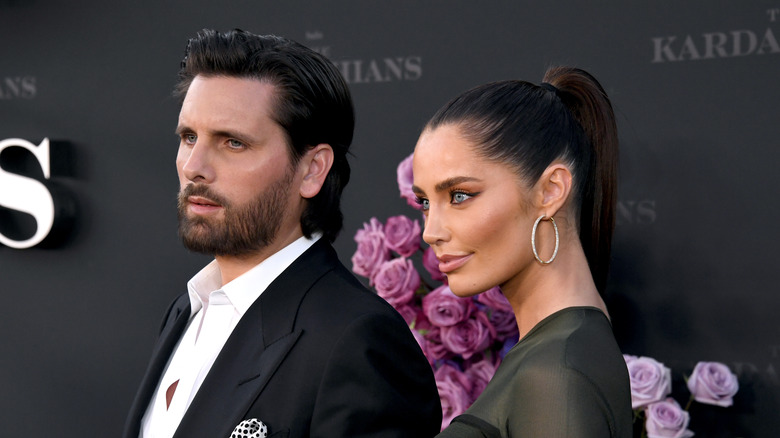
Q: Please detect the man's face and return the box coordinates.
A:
[175,75,304,257]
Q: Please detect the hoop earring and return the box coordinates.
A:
[531,215,559,264]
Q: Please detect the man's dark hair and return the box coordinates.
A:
[175,29,354,243]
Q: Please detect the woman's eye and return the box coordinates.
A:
[451,192,471,204]
[415,197,430,211]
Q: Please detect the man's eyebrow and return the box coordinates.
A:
[208,129,253,141]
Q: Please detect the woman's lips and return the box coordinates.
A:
[437,253,473,274]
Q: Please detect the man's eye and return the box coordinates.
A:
[184,134,197,144]
[228,139,245,149]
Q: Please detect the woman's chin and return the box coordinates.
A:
[447,280,485,298]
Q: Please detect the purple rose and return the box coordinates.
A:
[394,303,420,325]
[440,312,496,359]
[435,362,473,393]
[645,399,694,438]
[475,286,513,312]
[384,215,421,257]
[422,285,474,327]
[423,326,452,361]
[422,246,446,281]
[486,308,518,342]
[465,357,497,402]
[351,218,390,282]
[434,365,472,430]
[686,361,739,407]
[625,355,672,409]
[397,153,421,209]
[413,309,432,332]
[373,258,420,308]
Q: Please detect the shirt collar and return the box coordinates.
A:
[186,233,321,316]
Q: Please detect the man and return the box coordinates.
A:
[123,29,441,438]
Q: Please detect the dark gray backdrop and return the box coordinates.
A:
[1,1,778,436]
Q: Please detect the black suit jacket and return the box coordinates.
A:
[123,240,441,438]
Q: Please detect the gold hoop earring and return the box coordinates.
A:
[531,215,559,264]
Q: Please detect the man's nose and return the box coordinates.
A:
[179,141,215,183]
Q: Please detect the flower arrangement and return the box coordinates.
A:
[624,355,739,437]
[351,153,519,430]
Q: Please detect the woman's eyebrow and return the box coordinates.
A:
[434,176,481,192]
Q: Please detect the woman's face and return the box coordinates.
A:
[412,125,539,297]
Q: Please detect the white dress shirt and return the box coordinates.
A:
[140,233,320,438]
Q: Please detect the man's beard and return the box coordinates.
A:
[177,169,295,257]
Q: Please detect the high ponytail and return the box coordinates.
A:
[424,66,619,293]
[542,67,619,292]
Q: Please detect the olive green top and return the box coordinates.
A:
[437,307,632,438]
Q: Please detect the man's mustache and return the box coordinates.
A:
[178,184,231,208]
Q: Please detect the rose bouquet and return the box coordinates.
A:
[624,355,739,437]
[351,154,519,430]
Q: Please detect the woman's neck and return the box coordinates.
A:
[501,242,607,340]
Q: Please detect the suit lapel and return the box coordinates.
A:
[123,295,191,438]
[172,240,340,438]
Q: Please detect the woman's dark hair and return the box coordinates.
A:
[175,29,354,243]
[426,66,618,292]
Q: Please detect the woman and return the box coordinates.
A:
[412,67,632,437]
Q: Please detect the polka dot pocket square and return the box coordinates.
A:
[230,418,268,438]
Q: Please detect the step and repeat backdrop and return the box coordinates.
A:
[1,1,778,436]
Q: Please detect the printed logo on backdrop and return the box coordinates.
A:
[616,139,659,227]
[0,138,75,249]
[305,31,422,84]
[732,344,780,387]
[652,7,780,62]
[0,76,36,99]
[616,200,656,226]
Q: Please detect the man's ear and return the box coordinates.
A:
[299,144,334,199]
[535,163,573,217]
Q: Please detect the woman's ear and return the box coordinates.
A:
[299,144,334,199]
[536,163,573,217]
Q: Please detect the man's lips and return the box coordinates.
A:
[437,253,473,274]
[187,196,222,213]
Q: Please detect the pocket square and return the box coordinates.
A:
[230,418,268,438]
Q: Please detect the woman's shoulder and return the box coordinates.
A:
[454,307,631,437]
[504,306,625,386]
[508,307,612,357]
